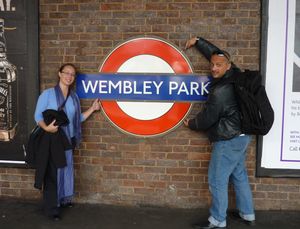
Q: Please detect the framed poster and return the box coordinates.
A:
[257,0,300,176]
[0,0,39,166]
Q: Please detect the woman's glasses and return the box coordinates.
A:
[61,71,76,77]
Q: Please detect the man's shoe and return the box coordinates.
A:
[229,211,255,226]
[192,221,227,229]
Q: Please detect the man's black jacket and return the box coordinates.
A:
[187,38,242,141]
[25,109,72,189]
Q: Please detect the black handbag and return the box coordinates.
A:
[25,125,42,166]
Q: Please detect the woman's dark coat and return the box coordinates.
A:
[26,109,72,189]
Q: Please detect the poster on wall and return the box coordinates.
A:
[0,0,39,166]
[258,0,300,176]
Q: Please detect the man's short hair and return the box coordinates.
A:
[211,50,231,62]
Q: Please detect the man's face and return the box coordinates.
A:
[210,54,231,78]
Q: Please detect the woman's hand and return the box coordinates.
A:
[82,99,102,120]
[43,120,58,133]
[91,99,101,112]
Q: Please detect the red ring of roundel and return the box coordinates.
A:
[99,38,192,137]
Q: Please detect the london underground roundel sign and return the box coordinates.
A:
[99,37,193,137]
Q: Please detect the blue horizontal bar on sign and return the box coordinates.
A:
[76,73,211,102]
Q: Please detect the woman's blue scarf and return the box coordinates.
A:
[54,84,81,147]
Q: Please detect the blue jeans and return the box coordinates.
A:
[208,135,255,227]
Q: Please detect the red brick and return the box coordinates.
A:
[0,181,9,187]
[203,11,225,17]
[103,166,122,172]
[49,12,69,18]
[157,11,179,17]
[151,145,172,152]
[134,188,155,195]
[188,182,207,190]
[1,188,20,196]
[278,185,300,193]
[288,193,300,199]
[152,25,174,33]
[40,5,57,12]
[157,160,177,167]
[135,160,155,166]
[59,34,79,40]
[267,192,288,200]
[91,157,112,165]
[101,3,122,11]
[256,184,278,192]
[239,2,260,10]
[172,175,193,182]
[20,190,41,199]
[166,168,187,174]
[144,167,166,174]
[169,182,188,189]
[123,180,144,187]
[145,3,167,10]
[124,152,144,159]
[188,152,210,160]
[179,161,201,167]
[215,3,238,10]
[98,173,123,181]
[58,4,79,11]
[147,152,166,160]
[167,153,188,160]
[145,181,166,189]
[123,3,145,10]
[123,166,144,173]
[177,190,199,196]
[168,3,191,10]
[192,3,214,10]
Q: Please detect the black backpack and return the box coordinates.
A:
[231,70,274,135]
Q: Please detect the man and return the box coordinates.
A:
[184,37,255,229]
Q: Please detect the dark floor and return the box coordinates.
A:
[1,198,300,229]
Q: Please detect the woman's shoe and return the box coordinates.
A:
[52,214,61,221]
[61,202,73,208]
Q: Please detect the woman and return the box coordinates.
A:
[34,63,100,221]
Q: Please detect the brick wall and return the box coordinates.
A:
[1,0,300,210]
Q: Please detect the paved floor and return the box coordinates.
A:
[1,198,300,229]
